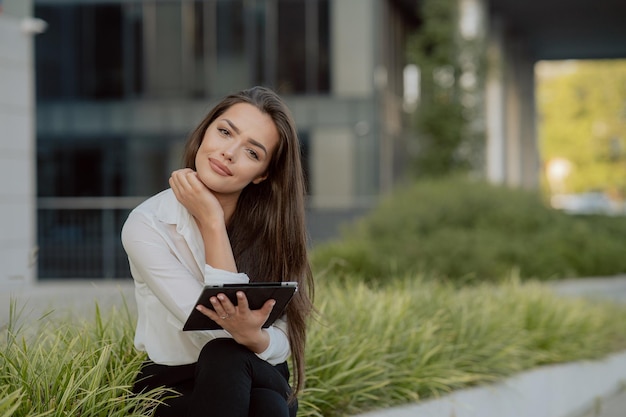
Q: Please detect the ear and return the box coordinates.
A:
[252,174,268,184]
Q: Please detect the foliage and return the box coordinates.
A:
[0,301,170,417]
[300,276,626,416]
[537,59,626,197]
[3,278,626,417]
[310,176,626,284]
[407,0,486,177]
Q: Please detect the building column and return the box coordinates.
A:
[0,2,39,285]
[485,14,539,189]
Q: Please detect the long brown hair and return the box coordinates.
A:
[182,86,314,398]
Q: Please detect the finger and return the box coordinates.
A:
[209,296,228,318]
[171,169,194,185]
[235,291,249,312]
[216,293,238,314]
[170,178,184,203]
[173,168,193,176]
[196,304,220,320]
[169,172,184,193]
[173,170,192,188]
[185,172,206,192]
[260,298,276,317]
[196,304,231,324]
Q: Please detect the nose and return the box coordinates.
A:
[222,146,235,162]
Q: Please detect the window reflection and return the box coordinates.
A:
[35,0,330,100]
[35,4,126,99]
[277,0,306,93]
[213,0,248,96]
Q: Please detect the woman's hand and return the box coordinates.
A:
[196,291,274,353]
[169,168,224,227]
[170,168,238,272]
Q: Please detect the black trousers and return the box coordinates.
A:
[132,338,297,417]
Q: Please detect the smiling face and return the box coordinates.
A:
[195,102,279,199]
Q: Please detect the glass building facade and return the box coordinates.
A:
[33,0,417,279]
[35,1,330,101]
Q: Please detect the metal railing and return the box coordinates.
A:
[37,197,147,279]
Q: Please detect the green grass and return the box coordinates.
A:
[300,275,626,416]
[3,277,625,417]
[0,300,170,417]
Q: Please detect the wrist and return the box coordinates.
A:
[196,217,226,236]
[242,329,270,354]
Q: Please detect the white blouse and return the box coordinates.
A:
[121,189,290,366]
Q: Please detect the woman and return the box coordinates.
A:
[122,86,314,417]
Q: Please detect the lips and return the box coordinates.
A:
[208,158,233,176]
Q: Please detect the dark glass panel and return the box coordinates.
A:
[35,5,78,99]
[248,0,267,87]
[128,3,144,96]
[191,0,206,97]
[78,5,124,99]
[37,208,132,279]
[35,4,125,100]
[317,0,331,92]
[277,0,306,93]
[37,137,126,197]
[213,0,248,95]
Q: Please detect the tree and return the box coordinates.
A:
[537,60,626,198]
[407,0,486,178]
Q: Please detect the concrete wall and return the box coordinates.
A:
[485,12,540,189]
[310,127,356,208]
[331,0,375,98]
[0,10,37,285]
[353,350,626,417]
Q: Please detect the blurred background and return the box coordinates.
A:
[1,0,625,283]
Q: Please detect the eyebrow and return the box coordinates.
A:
[222,118,268,156]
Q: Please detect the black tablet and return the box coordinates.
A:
[182,282,298,331]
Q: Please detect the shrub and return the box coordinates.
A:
[310,177,626,284]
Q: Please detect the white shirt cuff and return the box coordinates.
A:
[203,264,249,285]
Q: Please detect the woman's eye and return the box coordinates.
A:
[247,149,259,160]
[218,128,230,136]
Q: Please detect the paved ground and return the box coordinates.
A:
[0,279,135,327]
[577,387,626,417]
[553,275,626,417]
[548,275,626,304]
[524,276,626,417]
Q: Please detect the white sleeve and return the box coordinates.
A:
[255,316,291,365]
[122,211,248,325]
[203,263,249,285]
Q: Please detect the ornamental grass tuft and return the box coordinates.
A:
[2,277,626,417]
[0,300,170,417]
[299,275,626,416]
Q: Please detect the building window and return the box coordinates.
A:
[35,4,125,100]
[276,0,329,94]
[213,0,250,95]
[35,0,330,100]
[37,136,127,197]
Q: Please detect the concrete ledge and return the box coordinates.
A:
[352,350,626,417]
